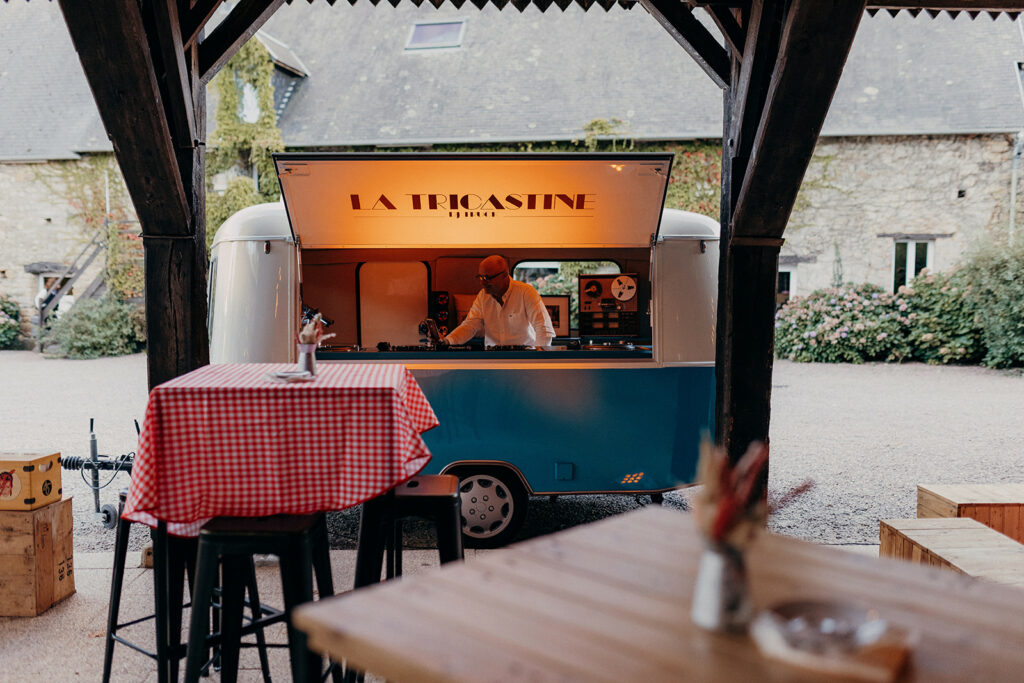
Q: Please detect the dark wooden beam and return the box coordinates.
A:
[144,41,210,389]
[715,3,786,466]
[143,235,209,388]
[705,6,744,57]
[198,0,284,82]
[716,239,782,467]
[640,0,730,89]
[58,0,190,238]
[694,1,1024,12]
[731,0,866,239]
[715,0,863,468]
[150,0,197,146]
[867,2,1024,8]
[182,0,223,48]
[727,0,780,209]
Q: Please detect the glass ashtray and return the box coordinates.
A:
[751,600,913,681]
[753,600,888,654]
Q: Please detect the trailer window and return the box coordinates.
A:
[513,261,619,333]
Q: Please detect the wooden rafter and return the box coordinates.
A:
[727,0,780,206]
[731,0,867,239]
[58,0,190,237]
[866,1,1024,8]
[639,0,730,88]
[198,0,285,82]
[150,0,197,146]
[691,1,1024,8]
[182,0,224,48]
[705,6,744,56]
[713,0,867,467]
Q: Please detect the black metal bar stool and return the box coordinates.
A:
[101,490,272,683]
[354,474,464,589]
[183,513,340,683]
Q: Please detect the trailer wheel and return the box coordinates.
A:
[450,466,528,549]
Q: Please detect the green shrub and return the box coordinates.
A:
[774,283,911,363]
[0,294,21,349]
[44,296,146,359]
[902,269,984,365]
[959,239,1024,368]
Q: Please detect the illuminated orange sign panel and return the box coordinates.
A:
[274,154,673,249]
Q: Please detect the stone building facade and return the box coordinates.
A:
[783,133,1015,298]
[2,132,1016,322]
[0,162,106,335]
[3,5,1020,332]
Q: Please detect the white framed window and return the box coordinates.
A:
[405,20,466,51]
[893,240,933,291]
[238,81,260,123]
[776,268,795,308]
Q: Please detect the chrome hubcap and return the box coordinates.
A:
[459,474,514,539]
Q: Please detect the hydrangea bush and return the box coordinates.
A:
[0,294,22,349]
[774,283,911,363]
[903,269,984,365]
[959,239,1024,368]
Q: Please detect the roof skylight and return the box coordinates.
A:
[405,21,466,51]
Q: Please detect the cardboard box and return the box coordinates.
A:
[0,497,75,616]
[0,452,62,511]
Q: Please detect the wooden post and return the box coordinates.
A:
[144,26,209,389]
[717,239,781,464]
[715,2,782,464]
[58,0,210,389]
[714,0,864,467]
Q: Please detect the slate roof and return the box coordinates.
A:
[0,2,111,160]
[2,2,1024,161]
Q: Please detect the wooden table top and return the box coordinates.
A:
[294,507,1024,682]
[918,483,1024,505]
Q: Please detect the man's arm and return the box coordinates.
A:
[524,286,555,347]
[443,292,486,345]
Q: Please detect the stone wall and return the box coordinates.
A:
[784,133,1015,296]
[1,135,1017,334]
[0,161,108,336]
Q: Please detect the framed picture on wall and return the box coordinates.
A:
[541,295,571,337]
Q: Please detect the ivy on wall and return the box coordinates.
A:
[35,156,143,300]
[206,39,284,248]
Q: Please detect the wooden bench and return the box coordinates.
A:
[880,517,1024,587]
[918,483,1024,543]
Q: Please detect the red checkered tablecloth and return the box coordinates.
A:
[123,363,438,536]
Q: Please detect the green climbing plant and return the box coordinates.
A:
[34,156,144,300]
[205,38,284,248]
[582,118,634,152]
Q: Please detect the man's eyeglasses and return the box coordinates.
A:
[476,272,506,282]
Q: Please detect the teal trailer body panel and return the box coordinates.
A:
[412,365,715,493]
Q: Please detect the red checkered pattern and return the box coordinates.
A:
[123,363,438,537]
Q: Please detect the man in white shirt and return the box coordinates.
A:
[443,255,555,349]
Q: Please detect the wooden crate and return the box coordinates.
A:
[0,451,62,511]
[0,497,75,616]
[917,483,1024,543]
[880,517,1024,587]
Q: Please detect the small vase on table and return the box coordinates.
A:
[297,343,317,375]
[690,542,752,632]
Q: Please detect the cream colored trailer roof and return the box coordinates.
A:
[274,153,673,250]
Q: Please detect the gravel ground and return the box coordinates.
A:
[3,350,1022,552]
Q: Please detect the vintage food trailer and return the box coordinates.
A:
[209,153,719,546]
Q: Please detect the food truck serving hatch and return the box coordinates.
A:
[274,152,674,250]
